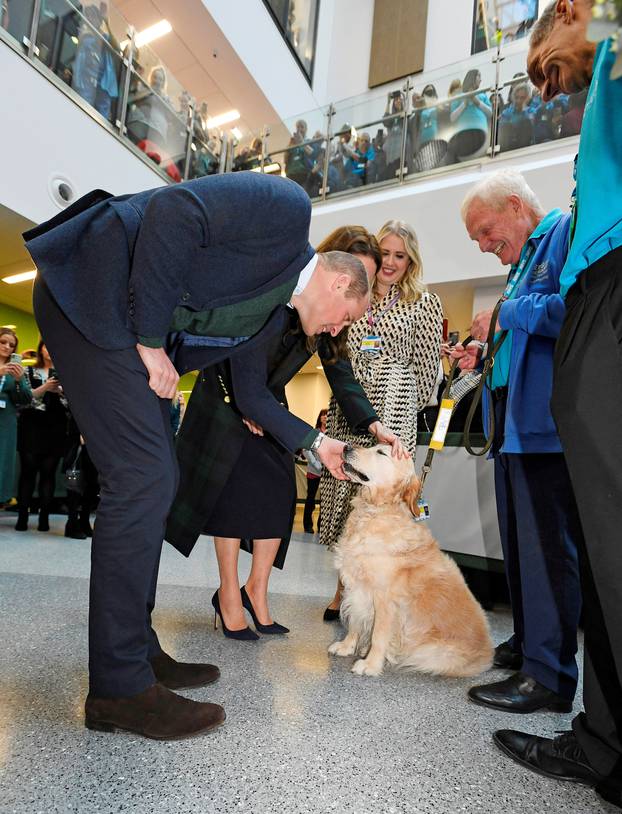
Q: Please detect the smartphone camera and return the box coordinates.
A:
[447,331,460,347]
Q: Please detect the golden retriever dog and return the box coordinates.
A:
[328,444,494,678]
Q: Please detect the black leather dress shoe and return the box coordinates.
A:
[493,640,523,670]
[150,651,220,691]
[493,729,602,785]
[468,671,573,713]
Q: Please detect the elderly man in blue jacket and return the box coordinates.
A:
[454,169,582,717]
[23,172,370,742]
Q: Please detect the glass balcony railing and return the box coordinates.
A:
[1,2,584,196]
[238,46,583,201]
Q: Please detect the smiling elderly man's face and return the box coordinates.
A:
[465,196,534,267]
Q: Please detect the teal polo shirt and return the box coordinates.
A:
[491,209,564,389]
[560,39,622,297]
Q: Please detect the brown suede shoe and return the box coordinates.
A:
[85,682,225,740]
[150,650,220,690]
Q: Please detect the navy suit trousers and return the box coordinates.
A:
[33,279,177,697]
[493,399,582,700]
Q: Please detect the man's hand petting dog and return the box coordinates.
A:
[136,344,180,399]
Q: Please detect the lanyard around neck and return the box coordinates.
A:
[502,241,537,301]
[367,291,401,328]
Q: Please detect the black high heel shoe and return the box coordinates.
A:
[241,586,289,634]
[323,607,340,622]
[211,591,259,641]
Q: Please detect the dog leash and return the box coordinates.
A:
[416,298,508,503]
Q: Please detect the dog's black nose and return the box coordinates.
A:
[343,444,354,458]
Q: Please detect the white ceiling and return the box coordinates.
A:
[113,0,281,140]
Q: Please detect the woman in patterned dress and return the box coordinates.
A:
[320,219,443,619]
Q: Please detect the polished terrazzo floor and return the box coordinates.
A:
[0,513,611,814]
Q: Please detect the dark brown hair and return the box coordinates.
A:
[0,328,18,354]
[35,338,46,369]
[309,226,382,363]
[530,1,558,51]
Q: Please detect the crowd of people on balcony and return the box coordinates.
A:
[1,1,587,196]
[252,69,587,196]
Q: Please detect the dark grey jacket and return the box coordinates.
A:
[23,172,314,351]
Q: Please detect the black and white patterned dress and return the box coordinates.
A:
[319,287,443,549]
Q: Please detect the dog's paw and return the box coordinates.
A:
[328,639,356,657]
[351,658,383,677]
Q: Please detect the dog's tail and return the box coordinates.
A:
[395,640,493,678]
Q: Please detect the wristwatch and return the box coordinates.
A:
[310,431,326,453]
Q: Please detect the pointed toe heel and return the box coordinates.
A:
[211,591,259,641]
[240,586,289,634]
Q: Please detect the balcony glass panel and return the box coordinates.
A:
[187,134,221,180]
[34,0,123,124]
[1,0,35,52]
[263,0,319,83]
[494,50,586,156]
[125,72,188,182]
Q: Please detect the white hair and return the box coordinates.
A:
[461,169,545,222]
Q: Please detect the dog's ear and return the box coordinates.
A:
[401,476,421,516]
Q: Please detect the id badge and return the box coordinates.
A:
[429,399,455,450]
[360,335,382,353]
[0,400,6,409]
[413,498,430,523]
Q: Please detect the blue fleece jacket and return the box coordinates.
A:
[484,209,571,455]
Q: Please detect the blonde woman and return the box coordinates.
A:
[320,219,443,619]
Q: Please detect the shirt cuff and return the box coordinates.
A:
[301,428,320,449]
[137,335,165,349]
[497,300,515,331]
[361,415,380,433]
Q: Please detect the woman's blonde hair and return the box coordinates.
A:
[376,220,426,302]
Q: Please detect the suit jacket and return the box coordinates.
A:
[165,312,378,557]
[23,172,314,351]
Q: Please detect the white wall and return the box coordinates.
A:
[0,41,164,225]
[204,0,322,121]
[424,0,474,73]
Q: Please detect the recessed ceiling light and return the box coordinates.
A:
[207,109,240,129]
[2,270,37,284]
[120,19,172,51]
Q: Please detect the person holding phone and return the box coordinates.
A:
[15,340,67,532]
[0,328,32,508]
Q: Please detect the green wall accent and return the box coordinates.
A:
[0,303,39,352]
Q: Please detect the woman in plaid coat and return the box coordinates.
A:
[165,226,405,638]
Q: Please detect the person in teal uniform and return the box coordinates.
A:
[0,329,32,507]
[492,2,622,809]
[449,69,493,161]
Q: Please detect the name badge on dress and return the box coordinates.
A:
[360,335,382,353]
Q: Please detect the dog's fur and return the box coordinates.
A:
[328,444,494,678]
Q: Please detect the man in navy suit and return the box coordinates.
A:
[24,172,369,741]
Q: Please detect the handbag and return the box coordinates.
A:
[64,447,85,495]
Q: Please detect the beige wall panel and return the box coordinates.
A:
[368,0,429,88]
